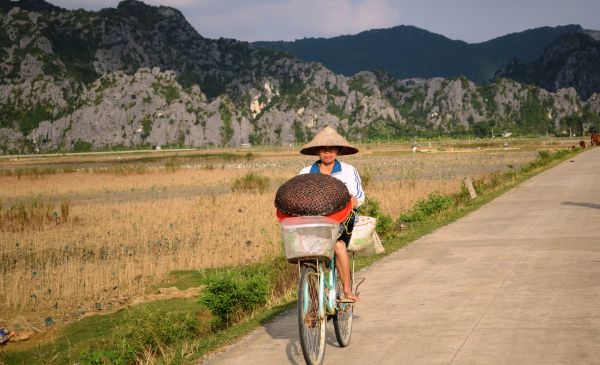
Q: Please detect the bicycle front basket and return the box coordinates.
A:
[280,216,339,263]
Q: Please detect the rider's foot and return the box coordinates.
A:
[342,291,360,302]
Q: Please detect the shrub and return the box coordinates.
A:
[141,117,152,138]
[200,272,269,326]
[119,308,205,350]
[73,140,93,152]
[399,192,454,223]
[79,307,211,364]
[522,149,571,172]
[231,172,270,193]
[79,340,136,365]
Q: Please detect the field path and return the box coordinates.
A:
[199,148,600,365]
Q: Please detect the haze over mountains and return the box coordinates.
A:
[1,0,599,154]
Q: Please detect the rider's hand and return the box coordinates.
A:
[351,196,358,209]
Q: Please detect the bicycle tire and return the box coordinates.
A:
[333,271,353,347]
[298,265,326,365]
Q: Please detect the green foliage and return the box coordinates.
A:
[326,84,346,97]
[79,340,136,365]
[521,149,572,172]
[292,120,306,142]
[44,21,99,84]
[362,118,408,140]
[78,303,210,364]
[326,102,346,120]
[586,112,600,134]
[399,192,454,223]
[200,272,269,325]
[560,113,584,135]
[73,139,93,152]
[460,76,470,90]
[358,197,393,236]
[280,78,308,110]
[281,79,305,97]
[199,73,225,99]
[249,130,264,145]
[152,82,181,104]
[219,101,234,145]
[231,172,270,193]
[348,75,373,96]
[96,75,117,93]
[0,25,10,49]
[17,103,53,135]
[142,117,152,138]
[472,119,496,138]
[121,307,205,350]
[518,90,555,134]
[255,25,581,83]
[477,84,497,114]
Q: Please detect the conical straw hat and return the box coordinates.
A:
[299,126,359,155]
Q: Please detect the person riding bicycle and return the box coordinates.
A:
[299,126,364,302]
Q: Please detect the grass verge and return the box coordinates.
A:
[1,148,583,365]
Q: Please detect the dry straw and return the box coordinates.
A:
[0,146,540,324]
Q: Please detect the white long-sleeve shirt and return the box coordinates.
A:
[299,159,365,208]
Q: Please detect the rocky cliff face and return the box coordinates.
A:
[0,1,598,153]
[0,0,411,152]
[374,74,586,136]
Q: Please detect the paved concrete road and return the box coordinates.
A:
[200,148,600,365]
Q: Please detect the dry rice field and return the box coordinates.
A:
[0,138,576,327]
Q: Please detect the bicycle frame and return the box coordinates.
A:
[300,252,355,318]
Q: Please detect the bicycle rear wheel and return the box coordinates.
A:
[298,265,326,365]
[333,272,353,347]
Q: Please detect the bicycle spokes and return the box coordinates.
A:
[298,266,326,365]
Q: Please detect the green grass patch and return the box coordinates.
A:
[2,258,295,365]
[231,172,270,193]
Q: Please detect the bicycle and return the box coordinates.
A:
[280,216,364,365]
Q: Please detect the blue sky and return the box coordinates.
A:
[49,0,600,43]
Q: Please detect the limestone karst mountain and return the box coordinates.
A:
[0,0,598,153]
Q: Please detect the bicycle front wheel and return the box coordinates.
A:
[333,273,353,347]
[298,265,326,365]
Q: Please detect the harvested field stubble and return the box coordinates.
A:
[0,143,546,326]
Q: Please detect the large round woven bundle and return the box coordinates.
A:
[275,174,350,216]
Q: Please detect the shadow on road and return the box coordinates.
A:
[561,201,600,209]
[262,310,303,364]
[261,309,360,364]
